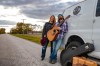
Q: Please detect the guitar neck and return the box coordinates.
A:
[57,22,64,27]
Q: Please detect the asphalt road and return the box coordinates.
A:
[0,34,61,66]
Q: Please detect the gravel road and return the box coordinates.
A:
[0,34,61,66]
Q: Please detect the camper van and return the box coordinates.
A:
[60,0,100,65]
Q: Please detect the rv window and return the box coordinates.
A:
[73,6,81,15]
[96,0,100,17]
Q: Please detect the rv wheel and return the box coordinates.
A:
[60,41,82,66]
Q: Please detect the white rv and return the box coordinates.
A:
[60,0,100,66]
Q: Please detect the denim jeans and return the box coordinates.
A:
[50,38,63,60]
[41,38,53,58]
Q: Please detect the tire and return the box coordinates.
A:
[60,49,66,64]
[66,41,81,50]
[60,41,82,66]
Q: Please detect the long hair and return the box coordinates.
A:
[49,15,56,25]
[58,14,64,23]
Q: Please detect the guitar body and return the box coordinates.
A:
[47,25,60,41]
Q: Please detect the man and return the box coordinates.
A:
[50,14,70,64]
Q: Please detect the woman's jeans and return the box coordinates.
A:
[50,38,63,60]
[41,38,53,58]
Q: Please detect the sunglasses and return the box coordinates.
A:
[59,18,64,20]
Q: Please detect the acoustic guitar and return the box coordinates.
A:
[47,21,64,41]
[47,15,70,41]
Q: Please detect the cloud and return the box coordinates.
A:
[0,0,77,20]
[0,20,16,25]
[19,4,62,19]
[67,1,77,5]
[19,2,77,19]
[0,0,58,7]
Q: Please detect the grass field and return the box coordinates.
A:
[11,34,51,46]
[11,34,41,44]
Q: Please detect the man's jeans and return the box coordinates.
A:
[50,38,63,60]
[41,38,53,58]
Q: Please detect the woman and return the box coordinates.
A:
[41,15,56,61]
[50,14,70,64]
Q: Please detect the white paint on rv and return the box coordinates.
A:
[62,0,100,59]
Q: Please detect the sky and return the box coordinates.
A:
[0,0,81,32]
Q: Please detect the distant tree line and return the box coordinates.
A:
[0,28,6,34]
[10,22,33,34]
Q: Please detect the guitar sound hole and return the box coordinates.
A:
[53,30,56,33]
